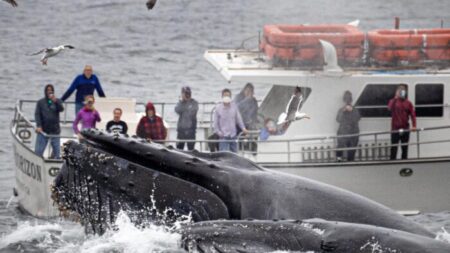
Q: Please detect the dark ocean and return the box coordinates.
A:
[1,0,450,251]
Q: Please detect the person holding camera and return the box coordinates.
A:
[388,84,416,160]
[336,91,360,162]
[34,84,64,159]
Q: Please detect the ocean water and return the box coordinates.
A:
[1,0,450,251]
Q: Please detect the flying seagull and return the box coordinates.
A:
[146,0,157,9]
[29,45,75,65]
[3,0,18,7]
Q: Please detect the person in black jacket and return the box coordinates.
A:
[35,84,64,158]
[336,91,360,162]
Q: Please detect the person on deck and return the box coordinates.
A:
[233,83,258,130]
[136,102,167,144]
[259,118,289,141]
[336,91,361,162]
[175,86,198,150]
[388,84,417,160]
[106,108,128,134]
[73,95,101,139]
[213,89,248,153]
[34,84,64,159]
[61,65,106,114]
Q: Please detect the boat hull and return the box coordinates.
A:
[12,132,60,218]
[264,158,450,214]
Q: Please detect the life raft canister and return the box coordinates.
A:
[368,29,450,64]
[260,24,365,64]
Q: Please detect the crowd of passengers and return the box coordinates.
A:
[34,65,416,162]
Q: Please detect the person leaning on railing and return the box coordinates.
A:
[60,65,106,115]
[34,84,64,159]
[388,84,417,160]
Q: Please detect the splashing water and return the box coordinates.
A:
[0,212,183,253]
[436,228,450,244]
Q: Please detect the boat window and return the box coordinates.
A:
[355,84,402,117]
[258,85,311,127]
[415,84,444,117]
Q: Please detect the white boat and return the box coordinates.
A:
[11,31,450,218]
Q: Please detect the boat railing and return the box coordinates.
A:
[233,125,450,163]
[13,99,450,164]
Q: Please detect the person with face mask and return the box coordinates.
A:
[336,91,361,162]
[34,84,64,159]
[73,95,101,139]
[61,65,106,114]
[106,108,128,134]
[213,89,248,152]
[136,102,167,144]
[388,84,417,160]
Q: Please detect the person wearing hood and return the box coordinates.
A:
[175,86,198,150]
[336,91,361,162]
[213,89,248,153]
[61,65,105,114]
[388,84,417,160]
[136,102,167,143]
[233,83,258,130]
[34,84,64,158]
[73,95,101,139]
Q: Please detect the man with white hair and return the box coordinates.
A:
[61,65,106,114]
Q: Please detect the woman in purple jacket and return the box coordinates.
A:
[73,95,101,139]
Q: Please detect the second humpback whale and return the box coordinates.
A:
[53,129,433,239]
[180,219,450,252]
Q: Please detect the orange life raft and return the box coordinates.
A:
[261,24,365,64]
[368,29,450,64]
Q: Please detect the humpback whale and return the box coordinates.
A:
[180,219,450,253]
[53,129,433,239]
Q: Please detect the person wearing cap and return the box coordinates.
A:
[213,88,248,153]
[175,86,198,150]
[61,65,106,114]
[136,102,167,144]
[35,84,64,158]
[73,95,101,139]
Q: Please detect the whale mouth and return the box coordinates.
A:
[53,129,238,234]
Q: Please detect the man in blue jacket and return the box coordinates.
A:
[61,65,106,114]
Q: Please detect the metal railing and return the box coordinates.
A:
[12,99,450,164]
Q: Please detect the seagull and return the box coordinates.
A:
[3,0,18,7]
[146,0,157,10]
[29,45,75,65]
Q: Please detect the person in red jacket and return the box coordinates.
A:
[388,85,417,160]
[136,102,167,144]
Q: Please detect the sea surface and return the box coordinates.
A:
[1,0,450,252]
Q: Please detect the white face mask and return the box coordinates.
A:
[400,90,406,98]
[222,96,231,103]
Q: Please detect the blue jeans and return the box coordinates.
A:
[75,103,84,115]
[35,133,61,159]
[219,136,237,153]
